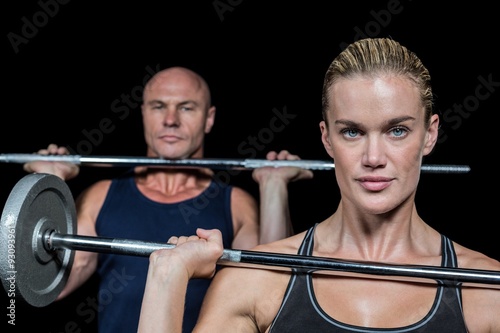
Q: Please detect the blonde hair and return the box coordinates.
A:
[322,38,433,125]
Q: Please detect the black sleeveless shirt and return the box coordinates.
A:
[96,173,234,333]
[269,224,468,332]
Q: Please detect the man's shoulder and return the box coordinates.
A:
[228,185,255,201]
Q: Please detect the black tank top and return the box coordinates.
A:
[95,172,234,333]
[269,224,468,332]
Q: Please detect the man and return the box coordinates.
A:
[23,66,313,332]
[138,39,500,332]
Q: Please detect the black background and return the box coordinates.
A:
[2,1,499,332]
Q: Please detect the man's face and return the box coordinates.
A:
[141,70,215,159]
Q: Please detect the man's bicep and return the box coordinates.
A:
[230,187,259,250]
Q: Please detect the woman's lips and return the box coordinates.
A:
[357,177,393,191]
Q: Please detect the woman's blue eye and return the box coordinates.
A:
[392,127,406,137]
[345,129,358,138]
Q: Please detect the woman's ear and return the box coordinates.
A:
[423,113,439,156]
[320,120,334,158]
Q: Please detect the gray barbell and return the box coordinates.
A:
[2,173,497,309]
[0,153,472,173]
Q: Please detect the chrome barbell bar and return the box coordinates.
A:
[47,231,500,286]
[0,153,471,173]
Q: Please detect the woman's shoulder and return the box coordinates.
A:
[453,240,500,271]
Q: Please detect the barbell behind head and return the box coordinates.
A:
[0,153,471,173]
[2,174,498,308]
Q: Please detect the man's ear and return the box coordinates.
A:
[205,106,216,134]
[423,113,439,156]
[320,120,334,158]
